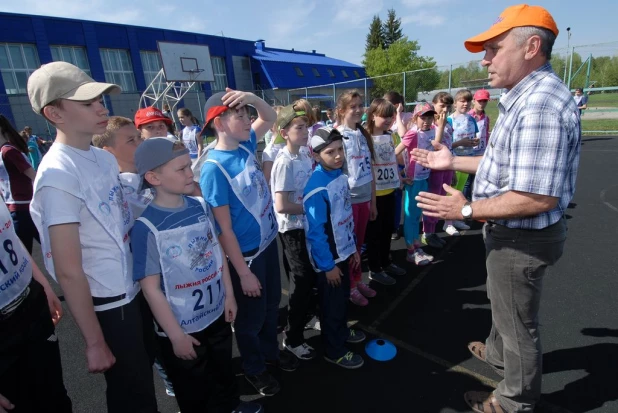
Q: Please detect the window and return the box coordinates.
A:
[294,67,304,77]
[312,68,320,77]
[140,51,162,86]
[99,48,136,92]
[0,43,40,95]
[353,70,361,79]
[51,46,90,76]
[211,57,228,92]
[341,69,349,78]
[327,69,335,78]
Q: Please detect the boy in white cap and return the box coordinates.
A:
[27,62,158,413]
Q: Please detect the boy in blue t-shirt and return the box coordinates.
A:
[303,127,365,369]
[131,137,261,413]
[199,88,298,397]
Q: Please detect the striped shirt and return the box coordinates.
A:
[473,63,581,229]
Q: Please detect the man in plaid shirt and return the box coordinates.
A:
[412,5,580,413]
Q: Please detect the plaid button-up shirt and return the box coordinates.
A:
[473,63,581,229]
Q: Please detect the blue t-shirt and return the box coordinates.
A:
[131,196,211,292]
[199,130,261,253]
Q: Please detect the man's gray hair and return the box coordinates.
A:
[512,26,556,60]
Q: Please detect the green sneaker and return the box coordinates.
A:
[324,351,364,369]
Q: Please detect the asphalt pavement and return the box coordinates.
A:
[35,134,618,413]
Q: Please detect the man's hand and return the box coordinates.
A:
[0,393,14,412]
[86,341,116,373]
[325,266,342,287]
[411,142,453,171]
[239,270,262,297]
[171,333,201,360]
[415,184,467,220]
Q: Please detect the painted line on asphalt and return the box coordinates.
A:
[600,185,618,213]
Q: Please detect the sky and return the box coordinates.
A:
[3,0,618,68]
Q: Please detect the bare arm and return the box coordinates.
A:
[49,223,115,373]
[23,167,36,181]
[452,155,482,175]
[275,191,303,215]
[222,88,276,139]
[262,161,274,185]
[30,251,63,325]
[470,191,558,221]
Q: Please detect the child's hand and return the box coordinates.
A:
[436,110,447,129]
[224,295,237,322]
[396,103,404,115]
[86,341,116,373]
[222,88,257,109]
[349,252,361,273]
[0,393,14,412]
[239,271,262,297]
[325,266,342,287]
[171,333,200,360]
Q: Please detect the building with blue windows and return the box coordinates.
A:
[0,12,365,136]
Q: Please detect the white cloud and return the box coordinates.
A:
[401,13,446,27]
[333,0,384,25]
[269,0,317,39]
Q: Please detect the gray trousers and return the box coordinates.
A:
[483,218,566,413]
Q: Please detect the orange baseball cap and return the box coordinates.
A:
[464,4,559,53]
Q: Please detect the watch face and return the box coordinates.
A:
[462,204,472,218]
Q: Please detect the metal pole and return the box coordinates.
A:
[305,87,308,100]
[585,53,592,91]
[448,65,452,94]
[567,46,575,89]
[563,29,571,83]
[332,83,336,108]
[196,87,203,122]
[364,78,368,107]
[287,90,290,105]
[402,72,406,103]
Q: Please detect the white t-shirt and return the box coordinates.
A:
[31,143,138,301]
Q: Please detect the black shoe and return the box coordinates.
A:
[245,371,280,396]
[346,329,366,344]
[267,350,300,372]
[232,401,264,413]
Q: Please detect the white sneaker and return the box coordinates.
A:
[304,316,321,331]
[407,248,433,266]
[443,224,460,236]
[452,220,470,230]
[283,340,317,361]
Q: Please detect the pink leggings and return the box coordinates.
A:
[423,170,454,233]
[350,201,370,289]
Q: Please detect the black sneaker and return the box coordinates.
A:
[324,351,364,369]
[245,371,281,396]
[346,329,366,344]
[384,263,407,277]
[232,401,264,413]
[266,350,300,372]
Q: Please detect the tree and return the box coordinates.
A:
[383,9,403,49]
[363,37,439,100]
[365,15,385,52]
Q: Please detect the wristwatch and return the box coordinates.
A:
[461,202,473,221]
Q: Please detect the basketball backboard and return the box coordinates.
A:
[157,41,215,83]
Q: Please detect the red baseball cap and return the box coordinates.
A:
[134,106,172,129]
[474,89,490,101]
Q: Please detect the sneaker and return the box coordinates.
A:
[283,340,317,361]
[350,288,368,306]
[407,248,433,266]
[368,271,396,286]
[304,316,321,331]
[443,224,460,236]
[357,282,377,298]
[232,402,263,413]
[384,263,406,276]
[245,371,281,396]
[347,329,366,344]
[391,232,401,240]
[452,220,470,230]
[422,233,444,249]
[266,350,299,372]
[165,388,175,397]
[324,351,364,369]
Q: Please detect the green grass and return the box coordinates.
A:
[588,93,618,108]
[482,101,618,134]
